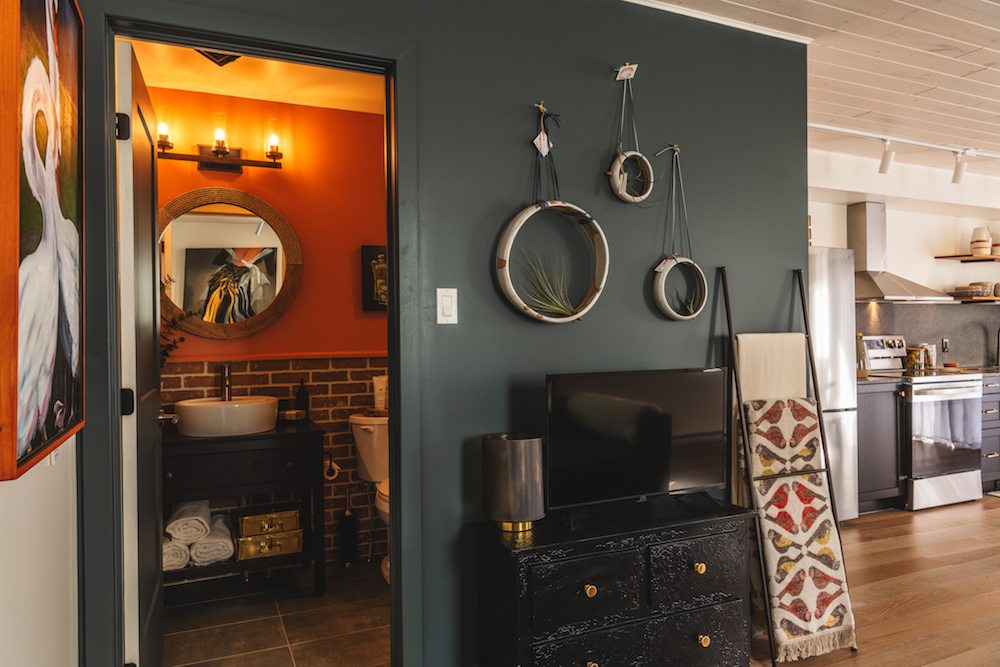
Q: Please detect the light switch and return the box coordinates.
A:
[437,288,458,324]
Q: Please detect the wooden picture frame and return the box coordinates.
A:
[1,0,85,480]
[361,245,388,311]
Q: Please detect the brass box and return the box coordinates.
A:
[237,508,300,537]
[236,529,303,561]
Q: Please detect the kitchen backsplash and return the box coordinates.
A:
[856,303,1000,367]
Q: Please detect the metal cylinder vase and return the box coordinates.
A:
[482,433,545,531]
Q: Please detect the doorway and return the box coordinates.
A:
[116,31,397,667]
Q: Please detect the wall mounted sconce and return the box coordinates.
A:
[157,112,283,172]
[266,119,283,161]
[157,107,173,151]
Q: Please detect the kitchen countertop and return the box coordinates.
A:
[857,368,1000,386]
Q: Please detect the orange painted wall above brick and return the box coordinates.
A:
[152,87,388,361]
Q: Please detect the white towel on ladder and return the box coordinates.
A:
[735,332,808,402]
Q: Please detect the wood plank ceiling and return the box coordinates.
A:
[635,0,1000,179]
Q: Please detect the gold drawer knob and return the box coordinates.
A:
[694,562,707,575]
[587,662,600,667]
[698,634,711,648]
[584,584,598,598]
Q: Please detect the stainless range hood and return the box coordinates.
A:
[846,202,954,302]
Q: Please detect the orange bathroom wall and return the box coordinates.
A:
[151,88,388,360]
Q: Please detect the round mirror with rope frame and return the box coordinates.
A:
[158,187,303,339]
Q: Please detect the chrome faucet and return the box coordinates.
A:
[221,364,232,401]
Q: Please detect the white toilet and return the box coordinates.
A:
[349,413,390,583]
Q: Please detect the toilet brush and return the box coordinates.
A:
[339,491,357,566]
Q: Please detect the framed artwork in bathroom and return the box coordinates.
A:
[0,0,85,480]
[361,245,388,311]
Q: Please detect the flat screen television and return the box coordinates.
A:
[545,367,729,510]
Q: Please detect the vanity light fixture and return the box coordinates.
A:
[877,139,895,175]
[157,112,283,171]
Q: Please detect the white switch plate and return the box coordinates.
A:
[437,288,458,324]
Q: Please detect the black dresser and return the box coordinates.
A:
[476,493,754,667]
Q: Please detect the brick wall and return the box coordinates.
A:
[161,356,389,564]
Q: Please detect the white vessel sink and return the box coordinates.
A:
[174,395,279,437]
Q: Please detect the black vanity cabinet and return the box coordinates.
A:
[981,378,1000,491]
[857,381,904,513]
[476,494,754,667]
[161,421,326,594]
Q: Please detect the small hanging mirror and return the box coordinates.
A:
[607,63,654,204]
[651,145,707,321]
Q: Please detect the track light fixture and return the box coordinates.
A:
[878,139,895,175]
[952,151,967,184]
[808,123,997,184]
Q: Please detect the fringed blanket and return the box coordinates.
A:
[745,398,858,662]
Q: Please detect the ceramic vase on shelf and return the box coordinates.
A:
[971,227,992,255]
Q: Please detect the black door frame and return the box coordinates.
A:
[79,15,417,666]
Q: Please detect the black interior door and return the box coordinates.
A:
[128,48,163,667]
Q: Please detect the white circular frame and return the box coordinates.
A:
[608,150,654,203]
[496,201,610,323]
[652,255,708,321]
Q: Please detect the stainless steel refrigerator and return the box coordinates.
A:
[808,246,860,521]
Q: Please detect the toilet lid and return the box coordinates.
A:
[349,413,389,425]
[376,478,389,501]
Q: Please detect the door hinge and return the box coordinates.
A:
[115,113,130,140]
[121,388,135,416]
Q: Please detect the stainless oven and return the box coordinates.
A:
[904,378,983,510]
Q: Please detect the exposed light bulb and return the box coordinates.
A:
[214,127,226,142]
[158,122,170,136]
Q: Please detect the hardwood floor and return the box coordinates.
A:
[750,495,1000,667]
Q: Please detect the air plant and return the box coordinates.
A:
[519,248,575,317]
[675,287,697,316]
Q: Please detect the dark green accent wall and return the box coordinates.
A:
[77,1,806,664]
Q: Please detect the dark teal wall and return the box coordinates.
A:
[77,1,806,664]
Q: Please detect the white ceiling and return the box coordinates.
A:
[134,4,1000,178]
[632,0,1000,179]
[128,40,385,116]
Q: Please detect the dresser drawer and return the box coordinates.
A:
[531,616,646,666]
[530,549,643,635]
[654,599,748,666]
[163,446,314,495]
[649,530,745,613]
[531,599,746,667]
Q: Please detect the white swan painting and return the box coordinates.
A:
[15,0,83,469]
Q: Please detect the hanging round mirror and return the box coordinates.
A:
[158,187,303,339]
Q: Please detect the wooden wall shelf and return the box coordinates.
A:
[936,255,1000,262]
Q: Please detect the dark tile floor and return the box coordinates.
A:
[162,560,390,667]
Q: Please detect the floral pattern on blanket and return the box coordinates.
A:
[745,398,823,478]
[755,471,858,661]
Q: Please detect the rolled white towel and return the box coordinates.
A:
[162,535,190,571]
[165,500,211,544]
[190,514,235,566]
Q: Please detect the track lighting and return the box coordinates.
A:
[809,123,998,183]
[878,139,895,175]
[952,152,967,184]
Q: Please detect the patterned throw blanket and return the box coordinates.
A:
[744,397,858,662]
